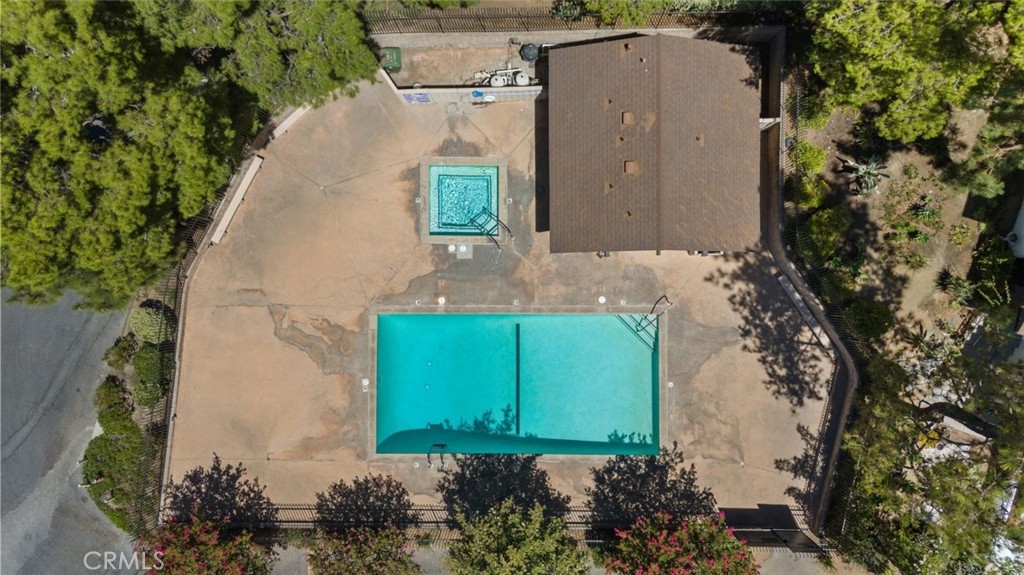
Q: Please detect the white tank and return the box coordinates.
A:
[490,75,509,87]
[514,72,530,86]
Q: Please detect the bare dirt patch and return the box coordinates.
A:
[803,106,984,334]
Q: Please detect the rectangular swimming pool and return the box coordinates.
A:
[376,314,659,455]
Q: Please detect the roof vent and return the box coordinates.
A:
[621,111,635,126]
[623,42,633,53]
[624,161,639,175]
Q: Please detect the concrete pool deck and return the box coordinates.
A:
[168,79,832,519]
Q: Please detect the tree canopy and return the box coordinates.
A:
[607,512,758,575]
[806,0,1019,143]
[1,0,378,308]
[163,455,278,529]
[315,474,418,532]
[436,454,570,526]
[135,513,276,575]
[831,326,1024,573]
[308,528,421,575]
[587,442,716,532]
[446,500,588,575]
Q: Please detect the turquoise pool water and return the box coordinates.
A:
[428,165,499,235]
[376,314,659,455]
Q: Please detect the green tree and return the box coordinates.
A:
[844,299,895,342]
[607,512,758,575]
[446,500,588,575]
[587,442,716,533]
[831,329,1024,573]
[436,454,570,526]
[807,0,1009,143]
[134,0,379,111]
[0,1,237,308]
[308,528,421,575]
[163,455,278,528]
[135,513,276,575]
[315,474,418,532]
[950,70,1024,199]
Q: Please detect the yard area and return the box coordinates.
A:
[167,77,831,525]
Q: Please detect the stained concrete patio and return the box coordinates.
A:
[168,78,832,522]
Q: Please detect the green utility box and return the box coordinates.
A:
[380,47,402,72]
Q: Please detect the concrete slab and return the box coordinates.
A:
[169,73,831,520]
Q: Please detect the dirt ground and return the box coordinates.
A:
[803,106,983,335]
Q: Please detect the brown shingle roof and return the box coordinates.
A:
[547,34,762,253]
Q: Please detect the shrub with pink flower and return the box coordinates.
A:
[135,514,275,575]
[606,512,758,575]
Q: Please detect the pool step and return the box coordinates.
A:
[616,314,658,352]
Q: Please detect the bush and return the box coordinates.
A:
[133,344,173,407]
[129,306,174,344]
[804,204,854,265]
[798,95,830,130]
[789,140,827,175]
[607,512,759,575]
[795,175,829,210]
[938,269,976,306]
[551,0,585,20]
[949,223,972,247]
[136,514,276,575]
[83,378,146,533]
[845,300,895,341]
[103,333,138,371]
[134,381,166,409]
[904,251,928,271]
[308,528,420,575]
[95,375,131,416]
[133,344,173,386]
[446,500,588,575]
[819,269,857,304]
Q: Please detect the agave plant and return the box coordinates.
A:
[853,155,891,193]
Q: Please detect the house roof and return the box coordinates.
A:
[547,34,762,253]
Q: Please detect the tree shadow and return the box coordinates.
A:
[163,454,278,531]
[315,474,418,532]
[435,454,569,528]
[586,442,715,537]
[773,423,824,513]
[704,252,829,408]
